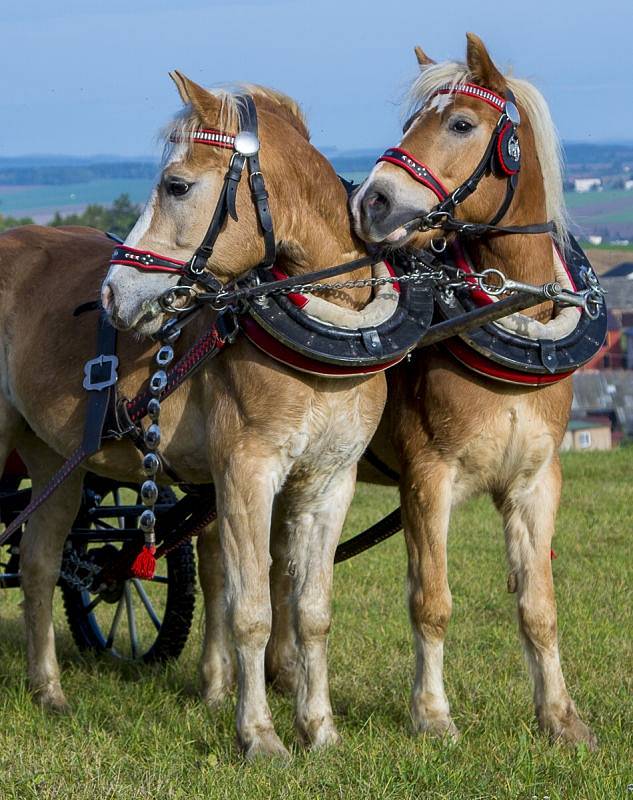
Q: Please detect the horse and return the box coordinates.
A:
[347,33,597,748]
[0,75,387,758]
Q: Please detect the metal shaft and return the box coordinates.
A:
[420,287,555,347]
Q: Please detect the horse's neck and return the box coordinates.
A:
[470,232,554,287]
[470,166,556,288]
[275,180,371,309]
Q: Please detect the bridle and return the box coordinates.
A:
[377,82,554,239]
[109,94,276,307]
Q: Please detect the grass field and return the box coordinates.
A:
[0,449,631,799]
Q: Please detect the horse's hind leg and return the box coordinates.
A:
[216,458,289,759]
[284,466,358,749]
[0,394,21,472]
[401,456,459,740]
[265,504,299,695]
[18,438,84,711]
[501,452,597,749]
[197,521,235,707]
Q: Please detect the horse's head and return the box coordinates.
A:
[102,74,319,335]
[351,34,562,251]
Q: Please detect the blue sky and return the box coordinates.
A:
[3,0,632,158]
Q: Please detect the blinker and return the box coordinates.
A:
[234,131,260,156]
[505,102,520,125]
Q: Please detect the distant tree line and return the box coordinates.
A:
[0,162,157,186]
[0,194,141,238]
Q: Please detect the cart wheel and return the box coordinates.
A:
[61,486,196,663]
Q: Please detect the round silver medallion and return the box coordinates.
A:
[234,130,260,156]
[505,102,521,125]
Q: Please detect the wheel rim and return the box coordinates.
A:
[68,486,172,661]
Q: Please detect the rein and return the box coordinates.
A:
[377,82,553,239]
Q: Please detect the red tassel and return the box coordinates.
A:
[130,545,156,579]
[550,548,557,560]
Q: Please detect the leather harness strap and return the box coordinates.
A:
[109,95,276,295]
[377,85,552,238]
[0,312,232,546]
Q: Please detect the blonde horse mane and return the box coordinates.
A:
[406,61,570,245]
[161,84,309,164]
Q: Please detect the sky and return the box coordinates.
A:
[2,0,632,159]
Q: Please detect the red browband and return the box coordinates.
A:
[377,83,510,196]
[429,82,507,112]
[170,127,236,149]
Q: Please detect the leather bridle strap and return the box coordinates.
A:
[182,94,275,287]
[108,93,276,295]
[377,148,449,202]
[377,85,552,238]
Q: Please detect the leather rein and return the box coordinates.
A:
[377,82,555,240]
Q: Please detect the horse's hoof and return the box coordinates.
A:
[243,729,291,761]
[298,717,342,749]
[413,715,460,742]
[265,665,299,696]
[35,688,70,715]
[201,685,232,711]
[540,708,598,751]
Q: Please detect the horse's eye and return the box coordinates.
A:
[165,177,193,197]
[450,119,474,134]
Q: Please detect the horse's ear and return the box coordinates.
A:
[169,71,220,120]
[414,45,435,67]
[465,33,505,94]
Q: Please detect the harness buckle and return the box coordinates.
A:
[83,355,119,392]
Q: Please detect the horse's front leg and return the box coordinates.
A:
[19,440,84,711]
[285,466,358,749]
[197,522,235,708]
[501,453,597,749]
[401,456,459,740]
[216,458,289,759]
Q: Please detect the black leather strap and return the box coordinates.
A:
[0,313,118,545]
[240,95,276,267]
[182,93,276,282]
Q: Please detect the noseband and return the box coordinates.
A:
[109,94,276,299]
[377,82,553,238]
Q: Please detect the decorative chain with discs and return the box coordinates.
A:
[138,344,175,553]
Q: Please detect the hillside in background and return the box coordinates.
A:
[2,142,633,235]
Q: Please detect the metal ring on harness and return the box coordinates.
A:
[240,258,434,377]
[433,234,607,384]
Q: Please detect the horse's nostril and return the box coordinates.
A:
[101,283,114,313]
[367,191,389,210]
[362,190,391,225]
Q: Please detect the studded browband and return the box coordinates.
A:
[109,94,276,294]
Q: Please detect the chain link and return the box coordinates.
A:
[255,268,436,299]
[160,254,605,318]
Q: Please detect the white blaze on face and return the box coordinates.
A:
[101,185,180,334]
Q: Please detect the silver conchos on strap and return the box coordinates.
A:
[233,130,260,156]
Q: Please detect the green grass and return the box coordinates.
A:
[0,449,631,799]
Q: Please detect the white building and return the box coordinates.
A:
[573,178,602,193]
